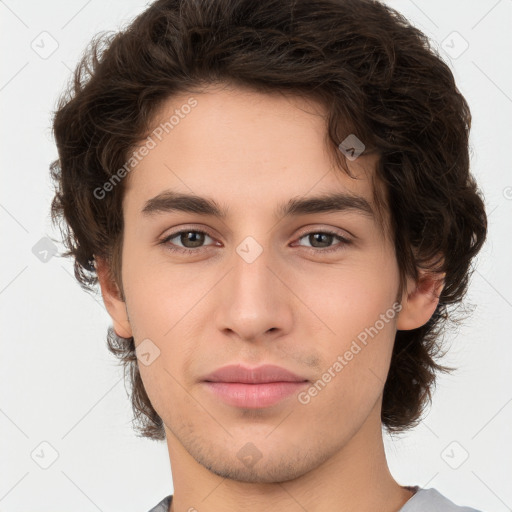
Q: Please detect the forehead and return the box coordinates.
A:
[123,85,385,227]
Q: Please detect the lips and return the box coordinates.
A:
[202,364,308,384]
[201,364,309,408]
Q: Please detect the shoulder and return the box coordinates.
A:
[146,494,173,512]
[400,487,484,512]
[145,490,483,512]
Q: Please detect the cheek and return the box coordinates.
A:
[121,240,206,341]
[290,256,400,340]
[290,253,400,398]
[299,312,397,432]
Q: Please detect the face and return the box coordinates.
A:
[99,84,435,483]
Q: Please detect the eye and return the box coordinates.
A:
[159,229,217,255]
[293,229,351,253]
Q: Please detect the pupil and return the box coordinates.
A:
[183,231,204,247]
[311,233,332,247]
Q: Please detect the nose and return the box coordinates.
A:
[214,239,294,343]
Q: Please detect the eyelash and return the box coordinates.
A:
[158,227,352,255]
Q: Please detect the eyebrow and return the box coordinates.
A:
[141,190,374,220]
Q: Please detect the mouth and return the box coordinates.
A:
[201,364,309,408]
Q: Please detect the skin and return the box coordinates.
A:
[97,84,444,512]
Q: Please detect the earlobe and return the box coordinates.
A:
[396,271,445,331]
[95,256,133,338]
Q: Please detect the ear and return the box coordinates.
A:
[95,256,133,338]
[396,269,445,331]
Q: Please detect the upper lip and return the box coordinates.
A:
[202,364,308,384]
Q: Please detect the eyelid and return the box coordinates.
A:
[159,223,217,239]
[294,224,352,241]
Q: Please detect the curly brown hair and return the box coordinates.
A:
[50,0,487,440]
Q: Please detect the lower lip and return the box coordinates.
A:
[203,381,308,408]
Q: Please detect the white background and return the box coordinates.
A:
[0,1,511,511]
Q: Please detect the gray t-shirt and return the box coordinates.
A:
[146,486,483,512]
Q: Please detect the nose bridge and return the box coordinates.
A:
[216,233,291,340]
[231,234,277,306]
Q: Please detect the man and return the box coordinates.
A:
[50,0,487,510]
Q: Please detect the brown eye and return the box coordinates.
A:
[160,229,216,254]
[306,232,335,248]
[294,230,351,253]
[178,231,206,248]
